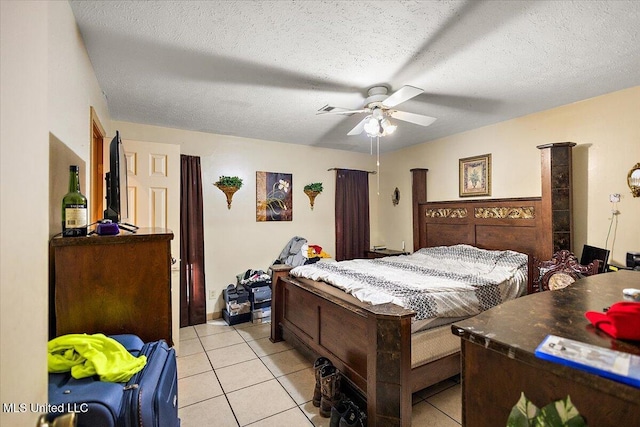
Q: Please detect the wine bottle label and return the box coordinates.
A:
[65,207,87,228]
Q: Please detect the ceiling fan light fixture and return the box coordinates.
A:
[380,118,397,134]
[319,85,435,138]
[364,116,380,136]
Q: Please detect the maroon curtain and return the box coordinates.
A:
[180,155,206,326]
[335,169,370,261]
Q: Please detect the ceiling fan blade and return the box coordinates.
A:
[382,85,424,108]
[317,109,367,116]
[390,110,437,126]
[317,105,367,115]
[347,116,369,135]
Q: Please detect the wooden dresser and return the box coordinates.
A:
[50,228,174,345]
[452,270,640,426]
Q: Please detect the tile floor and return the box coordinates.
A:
[178,319,462,426]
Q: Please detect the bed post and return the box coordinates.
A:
[411,168,428,252]
[537,142,576,260]
[270,264,293,343]
[366,304,414,427]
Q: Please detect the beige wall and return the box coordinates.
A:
[1,2,111,425]
[378,86,640,266]
[1,2,50,426]
[112,121,380,315]
[48,0,111,233]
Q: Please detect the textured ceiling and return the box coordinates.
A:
[69,0,640,153]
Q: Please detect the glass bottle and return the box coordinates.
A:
[62,165,88,237]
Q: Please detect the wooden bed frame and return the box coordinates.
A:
[270,144,574,426]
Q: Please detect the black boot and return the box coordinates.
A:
[339,402,367,427]
[330,398,352,427]
[319,365,341,418]
[313,357,332,407]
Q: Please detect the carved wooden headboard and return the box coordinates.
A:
[410,142,576,294]
[417,197,546,293]
[417,197,544,255]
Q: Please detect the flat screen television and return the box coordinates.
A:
[104,131,136,231]
[580,244,609,274]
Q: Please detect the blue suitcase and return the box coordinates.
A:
[48,334,180,427]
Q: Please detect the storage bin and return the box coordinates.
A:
[223,308,251,326]
[228,300,251,316]
[250,286,272,304]
[252,307,271,323]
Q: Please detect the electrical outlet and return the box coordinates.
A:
[209,290,216,300]
[609,193,620,203]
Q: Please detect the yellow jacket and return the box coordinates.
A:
[48,333,147,383]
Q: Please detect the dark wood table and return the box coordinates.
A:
[365,249,408,259]
[452,270,640,427]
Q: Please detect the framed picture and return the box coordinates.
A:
[459,154,491,197]
[256,171,292,221]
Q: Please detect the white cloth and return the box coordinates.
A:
[290,245,527,321]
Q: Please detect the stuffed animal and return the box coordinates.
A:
[308,244,331,258]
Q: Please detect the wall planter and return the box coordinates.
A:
[303,182,323,210]
[214,176,243,209]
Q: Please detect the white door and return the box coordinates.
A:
[122,139,181,352]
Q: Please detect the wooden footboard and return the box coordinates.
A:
[271,265,431,427]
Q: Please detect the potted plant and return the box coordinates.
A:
[214,176,243,209]
[303,182,323,210]
[507,393,586,427]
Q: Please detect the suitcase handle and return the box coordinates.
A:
[36,413,77,427]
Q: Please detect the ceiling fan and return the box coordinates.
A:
[317,85,437,137]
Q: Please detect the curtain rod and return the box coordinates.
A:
[327,168,377,174]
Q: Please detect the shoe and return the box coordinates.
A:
[330,398,352,427]
[235,284,249,303]
[319,365,341,418]
[313,357,332,407]
[224,284,237,303]
[339,403,367,427]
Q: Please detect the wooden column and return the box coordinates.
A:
[410,168,428,252]
[537,142,576,259]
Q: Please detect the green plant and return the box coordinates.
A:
[507,393,586,427]
[215,176,243,188]
[304,182,323,193]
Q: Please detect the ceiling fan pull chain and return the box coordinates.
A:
[377,135,380,195]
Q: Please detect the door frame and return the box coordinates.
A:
[89,106,105,224]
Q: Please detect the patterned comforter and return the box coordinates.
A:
[289,244,528,322]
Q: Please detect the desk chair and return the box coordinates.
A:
[534,250,601,292]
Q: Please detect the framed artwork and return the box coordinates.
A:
[459,154,491,197]
[256,171,292,221]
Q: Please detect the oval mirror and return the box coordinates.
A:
[629,163,640,198]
